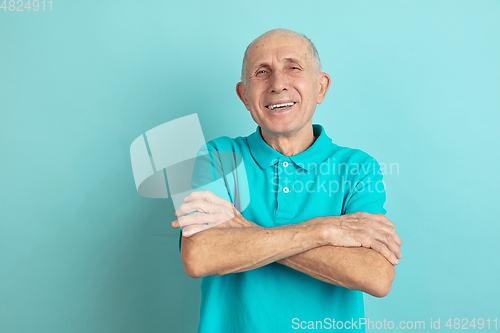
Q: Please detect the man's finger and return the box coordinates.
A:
[205,190,229,205]
[178,212,213,227]
[390,230,403,247]
[371,215,402,247]
[375,225,403,257]
[374,231,402,259]
[184,190,228,205]
[176,200,214,217]
[368,240,399,265]
[379,223,403,248]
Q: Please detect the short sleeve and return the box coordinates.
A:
[342,157,387,215]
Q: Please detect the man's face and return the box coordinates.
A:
[236,32,330,137]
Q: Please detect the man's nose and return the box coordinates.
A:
[269,71,288,93]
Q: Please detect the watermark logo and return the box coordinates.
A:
[129,114,250,213]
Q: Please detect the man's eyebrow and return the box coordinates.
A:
[283,57,303,64]
[251,57,304,71]
[254,63,270,69]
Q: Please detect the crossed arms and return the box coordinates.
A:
[172,191,402,298]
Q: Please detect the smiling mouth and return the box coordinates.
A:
[266,102,296,110]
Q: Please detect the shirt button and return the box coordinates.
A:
[283,161,289,167]
[283,187,290,193]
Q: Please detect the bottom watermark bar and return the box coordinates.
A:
[291,317,498,330]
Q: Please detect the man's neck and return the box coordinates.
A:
[261,125,316,157]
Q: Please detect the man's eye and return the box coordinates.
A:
[257,70,267,74]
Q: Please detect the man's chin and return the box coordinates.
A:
[260,122,299,136]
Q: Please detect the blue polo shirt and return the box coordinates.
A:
[179,124,387,333]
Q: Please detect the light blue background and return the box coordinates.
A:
[1,1,499,332]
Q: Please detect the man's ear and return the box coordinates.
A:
[316,72,331,104]
[236,82,250,111]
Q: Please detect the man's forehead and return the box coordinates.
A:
[246,35,311,68]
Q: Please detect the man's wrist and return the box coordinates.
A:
[300,216,343,247]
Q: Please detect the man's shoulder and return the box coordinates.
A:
[315,125,379,166]
[330,142,379,165]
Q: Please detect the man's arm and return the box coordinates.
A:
[276,245,395,298]
[179,217,326,278]
[222,216,396,297]
[173,192,401,297]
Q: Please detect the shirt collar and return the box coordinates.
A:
[247,124,335,170]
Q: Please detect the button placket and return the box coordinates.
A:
[276,158,294,220]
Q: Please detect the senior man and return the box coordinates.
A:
[171,29,402,333]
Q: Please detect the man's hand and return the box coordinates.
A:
[171,191,255,237]
[306,212,402,265]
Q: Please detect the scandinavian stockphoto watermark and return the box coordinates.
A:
[272,175,387,196]
[291,317,498,330]
[275,160,400,177]
[271,160,399,196]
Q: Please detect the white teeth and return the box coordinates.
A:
[267,102,295,110]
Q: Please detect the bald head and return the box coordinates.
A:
[240,29,322,82]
